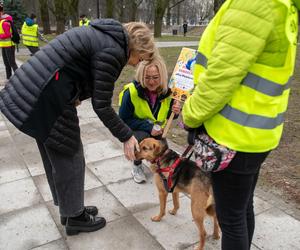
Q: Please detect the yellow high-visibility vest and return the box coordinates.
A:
[21,22,38,47]
[79,19,90,27]
[0,20,13,47]
[190,0,298,152]
[119,83,172,128]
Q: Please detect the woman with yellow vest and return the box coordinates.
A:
[182,0,299,249]
[119,57,181,183]
[79,14,90,27]
[21,14,48,55]
[0,4,18,79]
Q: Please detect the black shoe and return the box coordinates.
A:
[61,206,98,225]
[65,212,106,236]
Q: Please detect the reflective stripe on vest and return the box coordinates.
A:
[0,20,13,47]
[119,83,171,127]
[21,23,38,47]
[190,0,298,152]
[196,51,292,97]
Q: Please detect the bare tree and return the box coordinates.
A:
[50,0,68,34]
[129,0,143,21]
[68,0,80,27]
[154,0,169,37]
[106,0,115,18]
[39,0,51,34]
[166,0,185,26]
[214,0,225,14]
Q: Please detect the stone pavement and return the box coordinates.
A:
[0,59,300,250]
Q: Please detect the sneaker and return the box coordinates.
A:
[131,164,146,183]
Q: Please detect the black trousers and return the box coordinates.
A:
[36,139,85,217]
[211,151,269,250]
[2,46,18,79]
[26,45,39,55]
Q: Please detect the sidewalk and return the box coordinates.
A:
[0,60,300,250]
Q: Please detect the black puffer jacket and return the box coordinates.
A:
[0,19,133,153]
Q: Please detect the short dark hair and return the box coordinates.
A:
[30,13,36,19]
[80,14,86,18]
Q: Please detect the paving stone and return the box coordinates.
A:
[0,178,42,215]
[84,140,123,164]
[31,239,67,250]
[81,124,110,145]
[106,175,162,213]
[134,196,221,250]
[87,155,134,184]
[22,150,45,176]
[0,146,29,184]
[0,205,61,250]
[253,208,300,250]
[254,196,273,215]
[65,215,164,250]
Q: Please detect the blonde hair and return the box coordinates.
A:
[123,22,156,61]
[135,56,169,95]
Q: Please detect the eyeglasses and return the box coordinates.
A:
[145,75,160,81]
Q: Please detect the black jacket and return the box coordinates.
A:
[0,19,133,153]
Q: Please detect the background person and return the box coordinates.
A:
[182,21,188,36]
[182,0,299,249]
[0,20,156,235]
[79,14,90,27]
[21,13,48,55]
[0,3,18,79]
[119,57,181,183]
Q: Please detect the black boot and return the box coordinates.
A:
[65,210,106,236]
[61,206,98,225]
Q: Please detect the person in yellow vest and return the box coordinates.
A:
[0,3,18,79]
[79,14,90,27]
[21,14,48,55]
[182,0,299,249]
[119,57,181,183]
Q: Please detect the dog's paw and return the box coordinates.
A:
[168,208,177,215]
[151,215,163,222]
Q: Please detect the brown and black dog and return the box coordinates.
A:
[135,138,220,250]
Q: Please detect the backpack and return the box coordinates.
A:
[5,20,20,44]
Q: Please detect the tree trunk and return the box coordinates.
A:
[68,0,79,27]
[39,0,51,34]
[154,0,169,38]
[52,0,67,34]
[106,0,114,18]
[166,5,171,26]
[214,0,225,14]
[176,3,180,25]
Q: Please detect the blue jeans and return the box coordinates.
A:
[211,151,269,250]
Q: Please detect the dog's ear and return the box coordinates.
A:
[153,142,161,155]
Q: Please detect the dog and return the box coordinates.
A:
[135,138,220,250]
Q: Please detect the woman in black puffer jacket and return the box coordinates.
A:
[0,19,156,235]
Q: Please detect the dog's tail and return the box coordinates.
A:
[205,195,216,216]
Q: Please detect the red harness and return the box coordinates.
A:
[153,145,193,192]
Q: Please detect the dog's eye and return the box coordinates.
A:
[142,146,147,151]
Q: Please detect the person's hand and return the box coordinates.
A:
[124,136,140,161]
[151,127,163,136]
[172,100,181,115]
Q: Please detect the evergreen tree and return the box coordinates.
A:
[3,0,27,29]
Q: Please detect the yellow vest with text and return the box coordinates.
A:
[119,83,172,128]
[0,20,14,47]
[79,19,90,27]
[192,0,298,152]
[21,22,38,47]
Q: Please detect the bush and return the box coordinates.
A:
[3,0,27,29]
